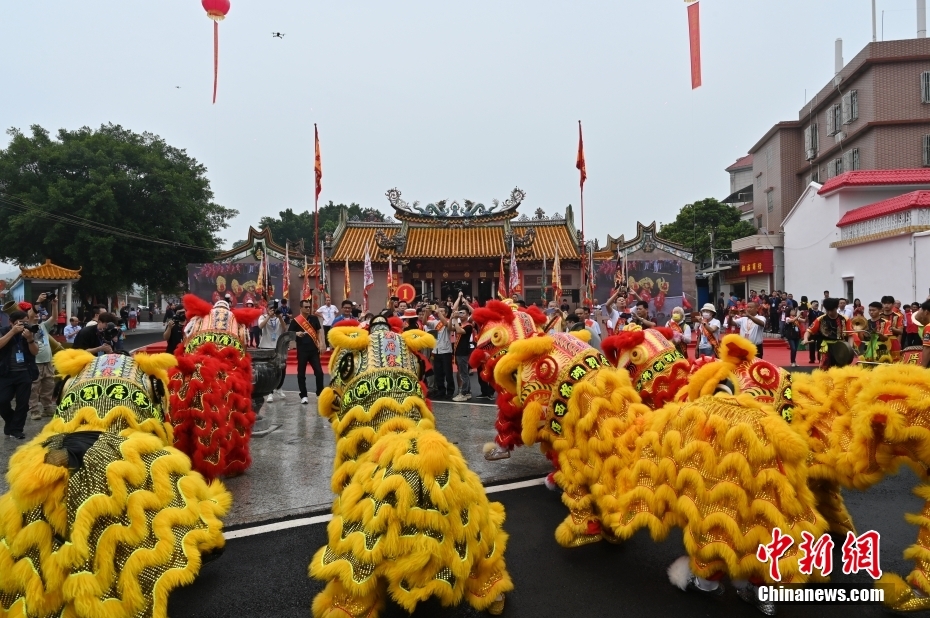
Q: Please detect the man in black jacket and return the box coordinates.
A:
[0,310,40,439]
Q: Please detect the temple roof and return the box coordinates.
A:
[19,259,81,280]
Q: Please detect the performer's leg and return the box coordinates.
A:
[297,349,309,399]
[312,577,386,618]
[310,351,324,396]
[809,479,855,535]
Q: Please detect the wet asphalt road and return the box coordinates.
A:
[168,467,926,618]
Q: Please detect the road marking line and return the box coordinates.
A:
[223,476,548,540]
[225,513,333,540]
[485,477,546,494]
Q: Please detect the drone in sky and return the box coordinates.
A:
[272,32,285,39]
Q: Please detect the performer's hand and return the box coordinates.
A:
[296,332,306,337]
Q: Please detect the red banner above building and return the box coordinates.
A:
[738,249,774,275]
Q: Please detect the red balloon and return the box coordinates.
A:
[202,0,230,20]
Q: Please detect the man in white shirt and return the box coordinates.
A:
[734,301,767,358]
[63,316,82,343]
[838,298,854,320]
[315,296,339,349]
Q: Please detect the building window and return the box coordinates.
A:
[842,90,858,123]
[923,72,930,104]
[766,190,774,212]
[757,215,763,230]
[844,278,854,301]
[827,104,841,136]
[811,169,820,183]
[804,123,818,159]
[924,135,930,166]
[843,148,860,171]
[833,158,844,176]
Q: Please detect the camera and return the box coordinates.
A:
[172,309,187,324]
[45,291,57,301]
[24,324,40,334]
[270,299,280,311]
[103,322,121,341]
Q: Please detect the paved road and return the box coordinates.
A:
[168,470,924,618]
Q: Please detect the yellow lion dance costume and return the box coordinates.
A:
[0,351,230,618]
[309,316,512,618]
[471,301,826,614]
[677,335,930,611]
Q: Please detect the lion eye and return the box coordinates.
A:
[338,353,355,381]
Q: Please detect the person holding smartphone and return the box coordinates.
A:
[0,309,39,439]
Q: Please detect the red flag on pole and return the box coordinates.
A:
[314,124,322,291]
[576,121,587,189]
[552,242,562,303]
[508,239,522,296]
[344,257,351,302]
[687,1,702,89]
[314,125,323,200]
[498,256,508,299]
[301,255,310,302]
[362,242,374,313]
[282,241,290,301]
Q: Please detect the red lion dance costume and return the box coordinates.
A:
[168,294,262,479]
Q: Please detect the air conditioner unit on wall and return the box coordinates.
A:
[834,132,846,144]
[805,149,816,161]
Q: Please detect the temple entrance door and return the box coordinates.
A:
[477,277,494,303]
[440,280,472,304]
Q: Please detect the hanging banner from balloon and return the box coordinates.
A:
[686,0,701,89]
[202,0,230,103]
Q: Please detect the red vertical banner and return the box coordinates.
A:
[688,1,702,89]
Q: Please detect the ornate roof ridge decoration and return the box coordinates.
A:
[214,226,308,266]
[374,227,407,252]
[614,221,694,262]
[503,226,536,253]
[385,187,526,221]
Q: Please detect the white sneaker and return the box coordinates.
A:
[301,397,309,405]
[464,393,472,400]
[452,394,467,402]
[276,389,286,399]
[265,394,274,403]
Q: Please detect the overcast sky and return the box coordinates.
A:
[0,0,923,263]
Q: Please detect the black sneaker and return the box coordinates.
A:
[10,433,26,440]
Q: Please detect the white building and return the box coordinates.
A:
[783,170,930,304]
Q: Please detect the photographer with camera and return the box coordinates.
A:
[426,305,455,400]
[72,312,118,356]
[259,302,287,402]
[451,292,474,402]
[25,293,60,421]
[0,309,39,439]
[164,308,187,355]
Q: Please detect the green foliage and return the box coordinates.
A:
[258,201,386,252]
[0,124,236,299]
[659,198,756,264]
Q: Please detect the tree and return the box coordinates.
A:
[258,201,387,253]
[658,198,756,265]
[0,124,236,300]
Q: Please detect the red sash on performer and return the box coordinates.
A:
[295,314,319,341]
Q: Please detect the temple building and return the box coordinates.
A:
[593,222,698,321]
[196,189,697,317]
[326,188,584,309]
